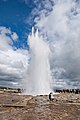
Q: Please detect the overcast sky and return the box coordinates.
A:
[0,0,80,89]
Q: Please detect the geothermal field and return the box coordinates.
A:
[0,0,80,120]
[0,25,80,120]
[0,90,80,120]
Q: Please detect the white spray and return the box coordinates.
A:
[25,28,52,95]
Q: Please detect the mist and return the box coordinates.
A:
[24,28,52,95]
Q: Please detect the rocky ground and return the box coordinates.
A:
[0,91,80,120]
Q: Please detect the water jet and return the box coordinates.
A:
[24,28,53,95]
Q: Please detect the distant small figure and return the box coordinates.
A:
[17,88,21,93]
[49,92,54,101]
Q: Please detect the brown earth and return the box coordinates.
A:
[0,91,80,120]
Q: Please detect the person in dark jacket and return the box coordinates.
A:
[49,92,54,101]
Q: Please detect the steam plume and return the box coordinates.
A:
[24,28,52,95]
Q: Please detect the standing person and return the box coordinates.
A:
[49,92,54,101]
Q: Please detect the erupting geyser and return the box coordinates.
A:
[25,28,52,95]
